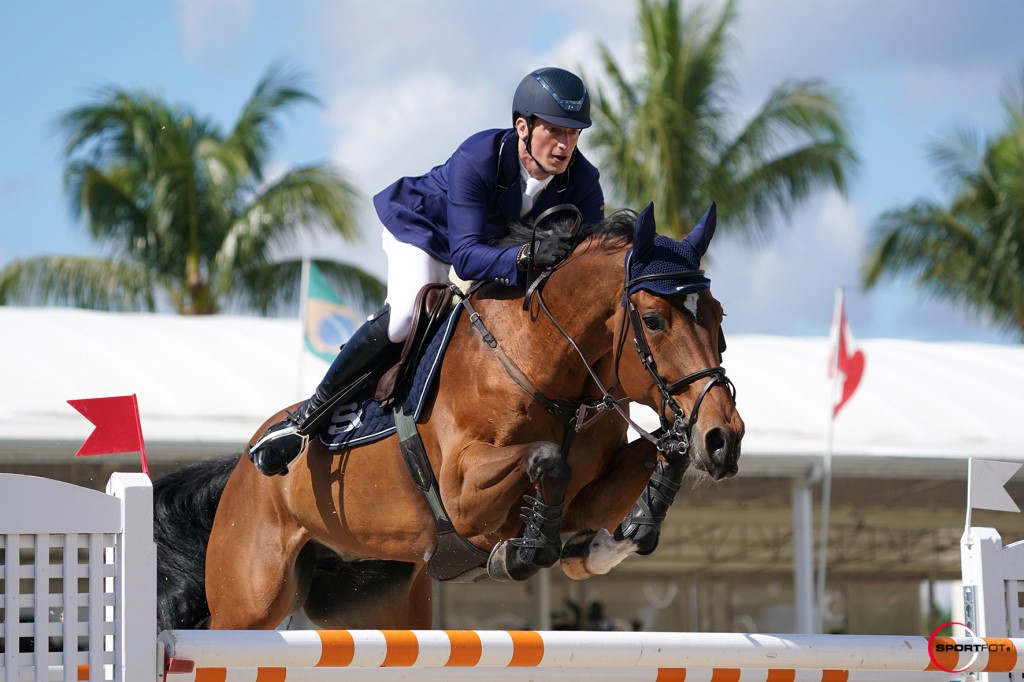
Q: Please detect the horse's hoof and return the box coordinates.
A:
[486,541,517,582]
[560,528,635,579]
[624,524,661,556]
[560,529,598,580]
[486,540,557,582]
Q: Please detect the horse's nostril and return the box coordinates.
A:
[705,427,729,460]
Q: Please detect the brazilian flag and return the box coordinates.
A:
[304,262,358,362]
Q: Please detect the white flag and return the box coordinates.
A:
[969,458,1022,513]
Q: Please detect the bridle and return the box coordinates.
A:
[618,252,736,455]
[471,207,737,456]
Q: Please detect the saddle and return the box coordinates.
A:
[318,280,488,581]
[374,282,456,407]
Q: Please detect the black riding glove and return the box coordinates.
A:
[529,233,573,271]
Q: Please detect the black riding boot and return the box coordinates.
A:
[249,305,397,476]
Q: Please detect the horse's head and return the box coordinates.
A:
[616,202,744,481]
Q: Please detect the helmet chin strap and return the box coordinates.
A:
[523,121,557,176]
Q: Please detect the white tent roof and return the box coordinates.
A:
[2,306,1022,474]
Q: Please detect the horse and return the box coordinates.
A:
[153,201,744,632]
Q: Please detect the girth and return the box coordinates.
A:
[394,405,490,583]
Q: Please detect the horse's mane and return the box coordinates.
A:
[491,208,636,248]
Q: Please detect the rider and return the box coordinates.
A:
[249,67,606,476]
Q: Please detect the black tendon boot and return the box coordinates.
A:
[612,450,687,556]
[249,305,397,476]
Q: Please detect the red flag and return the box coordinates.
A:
[828,289,865,417]
[68,394,149,475]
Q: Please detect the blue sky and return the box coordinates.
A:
[2,1,1022,343]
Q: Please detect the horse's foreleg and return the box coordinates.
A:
[613,446,689,555]
[487,441,571,582]
[206,466,310,629]
[444,441,570,583]
[560,440,687,580]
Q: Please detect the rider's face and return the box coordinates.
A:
[516,116,582,177]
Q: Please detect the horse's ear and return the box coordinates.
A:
[633,201,657,260]
[682,202,717,258]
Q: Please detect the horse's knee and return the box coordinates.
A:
[524,441,570,501]
[447,441,569,543]
[208,556,305,630]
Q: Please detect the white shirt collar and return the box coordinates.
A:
[518,160,554,196]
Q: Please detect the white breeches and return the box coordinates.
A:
[381,231,450,343]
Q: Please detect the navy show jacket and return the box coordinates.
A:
[372,128,604,285]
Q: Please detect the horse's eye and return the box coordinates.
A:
[642,313,665,331]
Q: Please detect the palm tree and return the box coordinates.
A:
[588,0,857,240]
[863,68,1024,338]
[0,63,384,315]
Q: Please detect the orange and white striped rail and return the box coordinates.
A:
[157,629,1024,680]
[0,666,964,682]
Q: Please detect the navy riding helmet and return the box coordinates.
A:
[512,67,592,129]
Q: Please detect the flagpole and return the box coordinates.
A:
[131,393,149,476]
[817,398,835,632]
[298,258,311,401]
[816,287,842,633]
[964,457,975,544]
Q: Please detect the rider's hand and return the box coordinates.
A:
[531,233,573,270]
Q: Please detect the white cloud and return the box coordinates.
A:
[728,1,1019,121]
[328,68,499,199]
[175,0,253,63]
[709,192,865,336]
[732,1,1024,77]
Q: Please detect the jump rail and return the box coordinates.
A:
[157,670,958,682]
[155,628,1019,680]
[4,472,1024,682]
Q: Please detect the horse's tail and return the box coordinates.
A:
[153,453,240,632]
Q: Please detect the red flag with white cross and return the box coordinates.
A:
[828,289,865,418]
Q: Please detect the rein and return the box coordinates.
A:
[463,295,577,428]
[523,203,583,311]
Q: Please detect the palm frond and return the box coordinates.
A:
[217,162,360,274]
[865,64,1024,337]
[49,64,375,316]
[588,0,856,240]
[928,126,982,179]
[312,259,387,317]
[722,142,854,242]
[227,62,318,181]
[63,163,148,248]
[223,258,385,317]
[0,256,156,311]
